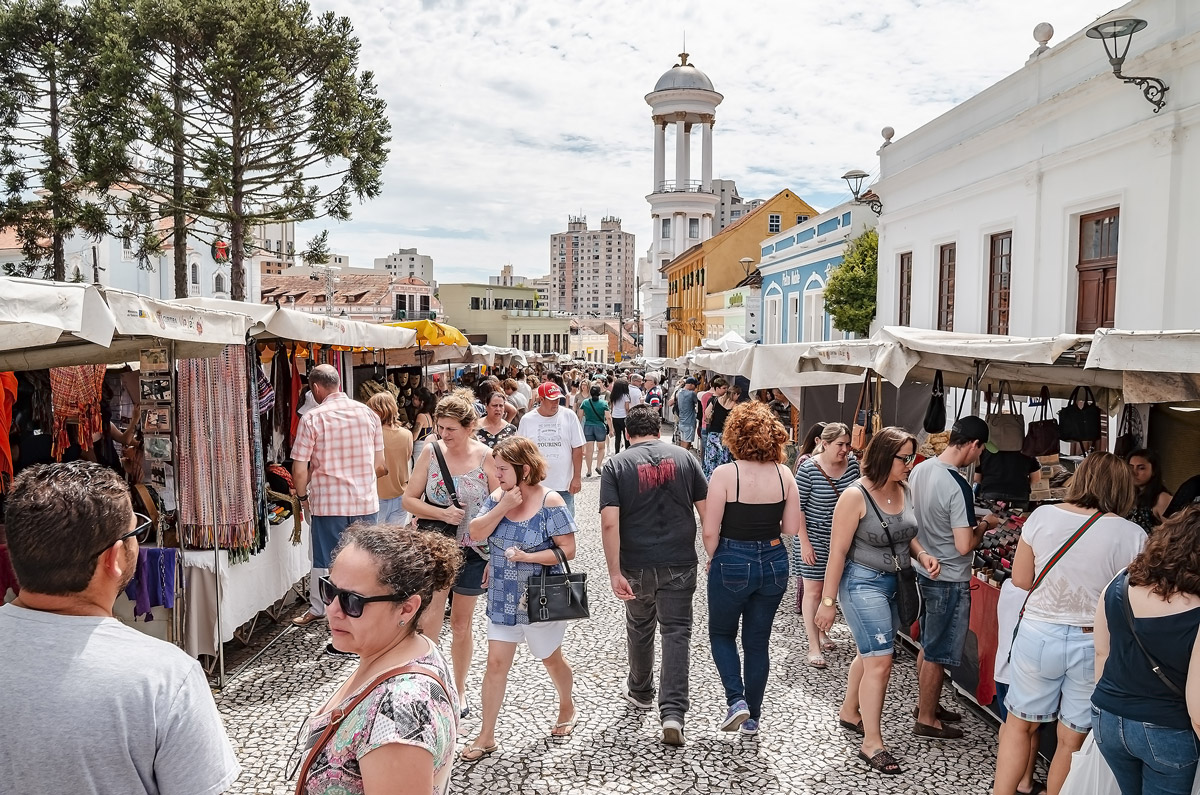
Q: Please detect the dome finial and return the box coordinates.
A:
[678,51,689,67]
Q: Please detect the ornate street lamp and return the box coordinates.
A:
[1086,18,1168,113]
[841,169,882,215]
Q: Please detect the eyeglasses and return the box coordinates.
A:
[894,453,917,466]
[93,512,153,558]
[318,576,408,619]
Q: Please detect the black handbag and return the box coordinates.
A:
[1021,386,1060,457]
[858,485,919,627]
[1058,386,1102,442]
[415,442,460,538]
[527,544,590,623]
[1112,404,1141,459]
[922,370,947,433]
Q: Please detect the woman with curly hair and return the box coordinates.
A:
[702,401,801,734]
[1091,504,1200,795]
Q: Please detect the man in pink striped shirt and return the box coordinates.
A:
[291,365,386,652]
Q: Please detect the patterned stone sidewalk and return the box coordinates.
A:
[215,472,1002,794]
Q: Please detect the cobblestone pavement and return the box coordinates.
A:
[216,467,1004,794]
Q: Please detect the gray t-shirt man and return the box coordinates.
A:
[0,604,240,795]
[909,457,975,582]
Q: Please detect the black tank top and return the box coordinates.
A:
[720,462,787,542]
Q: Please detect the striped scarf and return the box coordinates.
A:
[49,365,106,459]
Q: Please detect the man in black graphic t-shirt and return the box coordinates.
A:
[600,405,707,747]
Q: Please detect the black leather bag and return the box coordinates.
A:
[416,442,459,538]
[1021,386,1060,457]
[527,545,590,623]
[922,370,947,433]
[1112,404,1141,459]
[858,485,919,627]
[1058,386,1102,442]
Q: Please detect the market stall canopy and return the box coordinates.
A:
[0,276,115,351]
[700,329,752,352]
[0,286,254,371]
[174,297,417,349]
[693,341,867,390]
[1086,328,1200,403]
[388,319,469,348]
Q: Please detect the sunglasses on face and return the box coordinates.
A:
[318,576,408,619]
[93,512,152,558]
[894,453,917,466]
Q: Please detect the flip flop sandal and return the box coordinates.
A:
[857,748,903,775]
[460,744,498,762]
[838,718,865,736]
[550,713,580,738]
[821,639,837,652]
[807,654,827,669]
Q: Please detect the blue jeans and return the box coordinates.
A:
[1093,706,1199,795]
[556,490,575,517]
[839,560,900,657]
[707,538,789,719]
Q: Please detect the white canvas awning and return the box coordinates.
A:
[171,298,417,349]
[1086,329,1200,403]
[0,276,116,351]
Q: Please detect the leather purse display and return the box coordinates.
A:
[1058,386,1102,442]
[923,370,947,433]
[851,372,882,452]
[1112,404,1141,459]
[1021,386,1060,457]
[986,381,1025,452]
[526,545,589,623]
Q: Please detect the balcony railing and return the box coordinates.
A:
[655,180,712,194]
[392,309,436,321]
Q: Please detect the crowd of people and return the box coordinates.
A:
[4,360,1199,795]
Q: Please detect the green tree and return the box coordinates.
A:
[299,229,330,266]
[824,227,878,336]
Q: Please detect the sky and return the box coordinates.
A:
[301,0,1112,285]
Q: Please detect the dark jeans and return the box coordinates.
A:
[623,565,697,722]
[1094,706,1199,795]
[707,538,789,719]
[612,417,628,452]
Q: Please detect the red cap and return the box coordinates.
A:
[537,382,563,401]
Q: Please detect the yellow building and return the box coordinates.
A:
[664,189,816,357]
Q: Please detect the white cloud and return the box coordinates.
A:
[303,0,1107,282]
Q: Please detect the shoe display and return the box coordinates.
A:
[661,718,685,746]
[720,700,750,732]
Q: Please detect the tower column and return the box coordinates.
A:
[674,211,686,256]
[653,116,665,192]
[701,114,714,191]
[701,213,713,239]
[674,113,688,189]
[683,123,692,189]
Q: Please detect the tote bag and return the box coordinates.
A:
[986,382,1025,452]
[1021,386,1060,457]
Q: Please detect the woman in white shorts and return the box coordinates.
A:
[461,436,578,761]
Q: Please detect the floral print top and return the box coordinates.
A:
[475,422,516,449]
[300,641,458,795]
[423,445,491,549]
[482,490,577,626]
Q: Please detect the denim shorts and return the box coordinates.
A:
[453,550,488,596]
[839,560,900,657]
[1005,618,1095,733]
[584,424,608,442]
[917,575,971,667]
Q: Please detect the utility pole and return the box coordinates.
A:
[309,264,341,316]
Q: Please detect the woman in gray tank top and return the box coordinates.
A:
[815,427,941,776]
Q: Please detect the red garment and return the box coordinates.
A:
[49,365,106,460]
[969,579,1001,706]
[0,372,17,491]
[289,350,302,443]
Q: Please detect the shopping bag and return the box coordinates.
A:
[986,381,1025,452]
[923,370,947,433]
[1059,734,1120,795]
[1021,386,1060,457]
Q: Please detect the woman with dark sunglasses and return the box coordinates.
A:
[296,523,462,795]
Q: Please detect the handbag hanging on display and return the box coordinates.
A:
[1021,386,1060,457]
[922,370,947,433]
[415,442,461,538]
[526,544,590,623]
[1112,404,1142,459]
[1058,386,1102,442]
[986,381,1025,452]
[851,372,882,452]
[858,484,920,627]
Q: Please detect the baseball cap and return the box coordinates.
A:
[537,382,563,401]
[684,377,698,386]
[952,415,997,453]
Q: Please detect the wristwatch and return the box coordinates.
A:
[298,494,309,502]
[821,596,835,607]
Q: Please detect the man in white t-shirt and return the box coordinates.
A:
[628,372,645,407]
[518,382,585,515]
[0,461,240,795]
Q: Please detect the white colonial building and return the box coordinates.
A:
[874,0,1200,337]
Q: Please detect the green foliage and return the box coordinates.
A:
[300,230,330,266]
[823,227,878,337]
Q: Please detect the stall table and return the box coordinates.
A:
[182,522,310,659]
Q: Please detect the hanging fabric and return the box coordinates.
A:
[246,344,268,557]
[0,372,18,491]
[176,346,255,555]
[49,364,106,459]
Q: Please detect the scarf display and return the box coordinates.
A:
[0,372,17,492]
[49,365,106,459]
[268,346,294,460]
[176,346,255,554]
[246,344,268,558]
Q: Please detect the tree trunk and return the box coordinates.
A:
[47,58,65,282]
[229,100,245,301]
[171,43,187,298]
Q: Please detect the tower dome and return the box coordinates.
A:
[653,52,715,92]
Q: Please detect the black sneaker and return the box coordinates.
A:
[325,643,357,658]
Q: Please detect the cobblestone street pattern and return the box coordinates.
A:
[217,473,1002,794]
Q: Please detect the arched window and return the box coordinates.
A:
[214,273,226,294]
[190,262,199,284]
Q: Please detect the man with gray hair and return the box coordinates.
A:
[291,364,387,655]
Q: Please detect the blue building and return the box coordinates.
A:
[757,201,877,344]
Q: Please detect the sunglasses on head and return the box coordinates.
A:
[92,512,152,558]
[318,576,408,618]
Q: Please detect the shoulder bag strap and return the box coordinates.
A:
[431,442,462,508]
[1038,385,1052,422]
[1120,571,1186,698]
[933,370,944,397]
[1007,510,1104,661]
[294,662,450,793]
[852,372,869,420]
[857,484,903,572]
[812,461,843,497]
[1002,381,1018,416]
[956,377,975,419]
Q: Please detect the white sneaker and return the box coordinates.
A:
[623,687,654,711]
[661,718,685,746]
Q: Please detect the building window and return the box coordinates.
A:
[768,214,781,234]
[689,218,699,238]
[213,273,226,294]
[937,243,956,331]
[898,252,913,326]
[787,294,800,343]
[470,297,481,310]
[730,210,741,219]
[522,334,530,350]
[988,232,1012,335]
[804,289,825,341]
[764,295,782,344]
[661,218,671,239]
[796,215,809,225]
[1076,209,1119,334]
[511,334,519,348]
[190,262,199,284]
